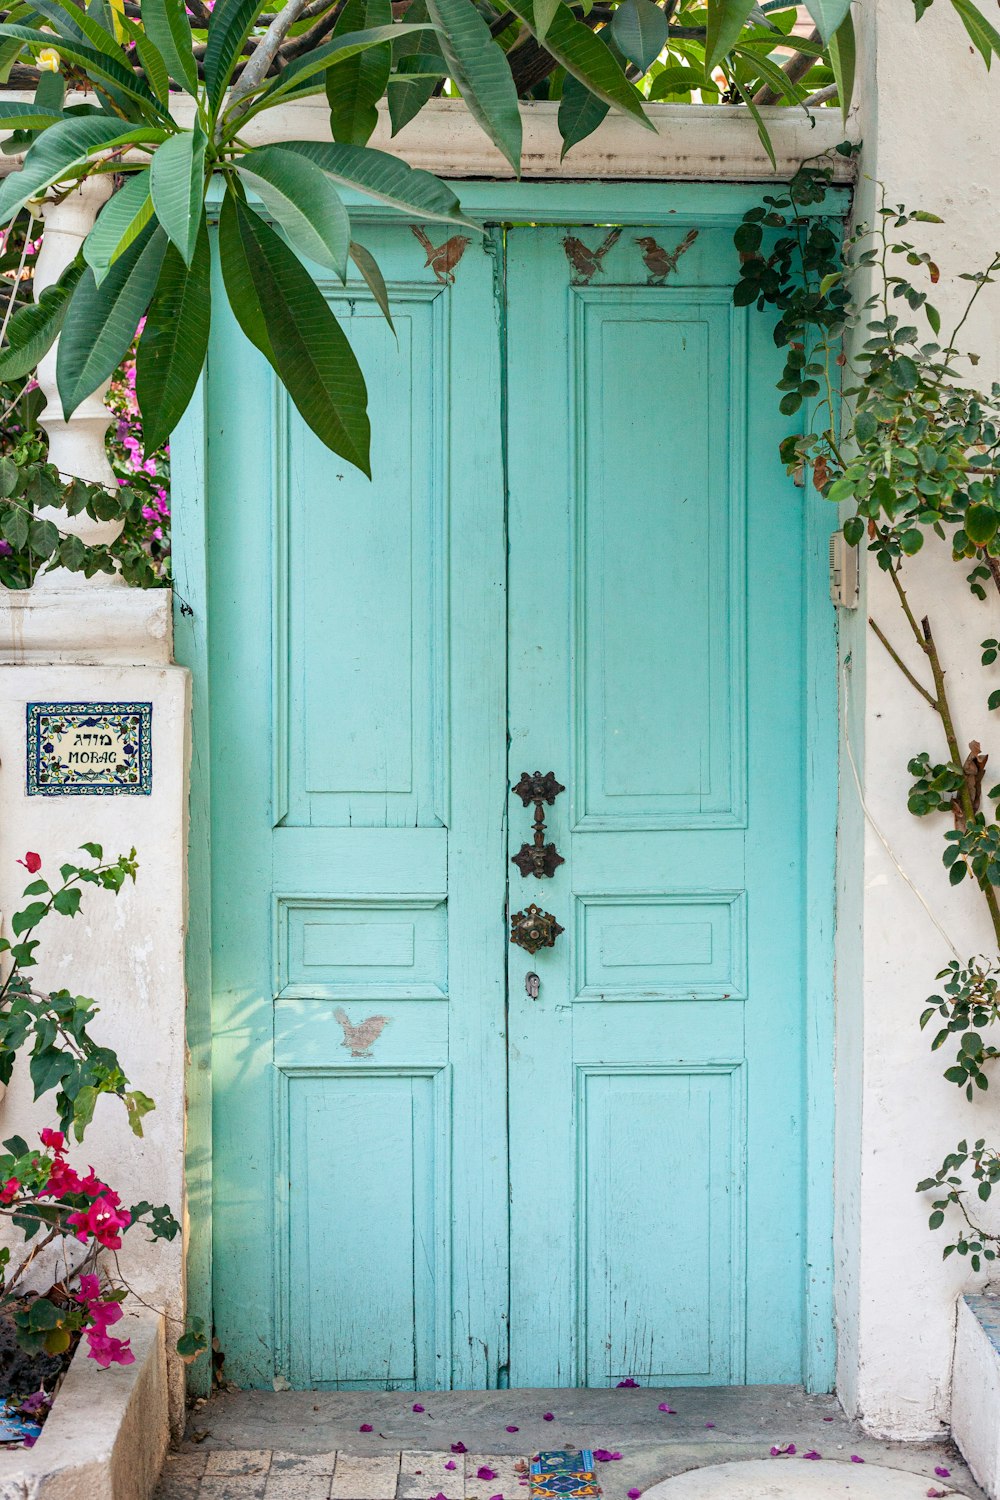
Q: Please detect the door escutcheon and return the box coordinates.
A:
[510,903,564,954]
[511,770,565,879]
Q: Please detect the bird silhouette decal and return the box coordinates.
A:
[561,228,622,284]
[333,1007,389,1058]
[635,229,699,284]
[411,225,471,284]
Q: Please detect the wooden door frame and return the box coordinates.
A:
[173,178,848,1397]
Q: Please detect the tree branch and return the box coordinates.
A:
[752,25,820,105]
[869,616,939,710]
[224,0,313,113]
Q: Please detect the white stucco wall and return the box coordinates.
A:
[0,597,189,1432]
[837,0,1000,1437]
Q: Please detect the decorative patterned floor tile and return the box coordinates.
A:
[530,1452,600,1500]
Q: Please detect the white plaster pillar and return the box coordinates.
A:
[0,175,190,1433]
[835,0,1000,1439]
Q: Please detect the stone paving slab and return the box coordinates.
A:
[644,1458,963,1499]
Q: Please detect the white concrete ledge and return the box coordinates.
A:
[0,585,173,665]
[0,96,858,183]
[952,1295,1000,1498]
[0,1310,168,1500]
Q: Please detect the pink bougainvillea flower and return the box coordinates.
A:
[658,1404,676,1414]
[628,1489,642,1498]
[359,1424,373,1433]
[851,1456,865,1464]
[444,1461,457,1471]
[39,1129,64,1153]
[927,1491,946,1498]
[506,1425,519,1433]
[593,1451,622,1462]
[770,1445,796,1457]
[0,1179,18,1205]
[17,853,41,873]
[542,1413,554,1422]
[617,1379,639,1388]
[66,1194,131,1249]
[413,1404,425,1413]
[451,1442,467,1453]
[85,1330,134,1368]
[430,1491,448,1499]
[802,1451,821,1461]
[934,1469,950,1479]
[477,1467,498,1480]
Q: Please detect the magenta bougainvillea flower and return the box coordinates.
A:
[445,1461,457,1470]
[628,1489,641,1498]
[359,1424,373,1433]
[851,1456,864,1464]
[593,1451,622,1462]
[506,1425,519,1433]
[704,1423,715,1430]
[770,1445,796,1457]
[477,1467,497,1480]
[451,1442,467,1454]
[542,1414,554,1423]
[802,1451,821,1461]
[658,1404,676,1414]
[927,1490,946,1498]
[934,1469,951,1479]
[413,1404,425,1413]
[617,1379,639,1388]
[16,852,41,873]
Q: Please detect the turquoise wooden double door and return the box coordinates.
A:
[206,202,824,1392]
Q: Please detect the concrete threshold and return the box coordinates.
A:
[158,1387,984,1500]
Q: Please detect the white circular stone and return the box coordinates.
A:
[642,1460,958,1500]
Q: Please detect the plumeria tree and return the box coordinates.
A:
[0,0,994,479]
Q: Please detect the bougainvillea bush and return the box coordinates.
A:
[0,844,201,1427]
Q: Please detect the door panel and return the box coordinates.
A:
[505,225,806,1387]
[207,222,509,1389]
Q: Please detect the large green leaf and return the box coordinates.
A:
[734,43,806,101]
[274,139,471,227]
[141,0,198,96]
[31,0,131,65]
[56,223,167,417]
[204,0,260,110]
[0,24,162,111]
[118,13,171,105]
[0,116,165,225]
[150,124,207,266]
[237,145,350,279]
[83,169,154,283]
[0,100,66,128]
[0,257,84,380]
[505,0,652,125]
[704,0,756,68]
[251,24,434,107]
[951,0,1000,64]
[801,0,851,42]
[135,217,211,453]
[219,188,371,474]
[558,64,610,157]
[826,9,855,119]
[423,0,521,171]
[327,0,392,147]
[349,240,394,334]
[388,0,443,136]
[609,0,668,71]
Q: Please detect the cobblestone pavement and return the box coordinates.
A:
[157,1449,532,1500]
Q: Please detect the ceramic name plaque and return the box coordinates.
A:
[26,702,152,796]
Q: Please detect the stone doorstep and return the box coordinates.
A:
[952,1294,1000,1500]
[0,1308,168,1500]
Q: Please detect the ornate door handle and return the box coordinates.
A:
[510,903,564,954]
[511,770,565,879]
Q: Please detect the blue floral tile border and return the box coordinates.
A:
[26,702,152,797]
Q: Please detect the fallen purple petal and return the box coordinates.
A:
[704,1423,715,1429]
[851,1456,865,1464]
[617,1378,639,1388]
[359,1424,373,1433]
[822,1417,835,1423]
[543,1413,554,1422]
[451,1443,468,1454]
[627,1489,642,1498]
[506,1425,519,1433]
[594,1451,614,1463]
[803,1451,821,1461]
[658,1404,676,1414]
[478,1467,498,1481]
[934,1469,951,1479]
[489,1493,504,1499]
[445,1461,456,1471]
[413,1403,425,1413]
[927,1491,947,1499]
[770,1444,796,1457]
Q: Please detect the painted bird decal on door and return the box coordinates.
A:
[561,228,622,284]
[411,225,471,284]
[635,229,699,284]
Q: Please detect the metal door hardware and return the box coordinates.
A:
[511,770,565,879]
[525,971,540,999]
[510,903,564,954]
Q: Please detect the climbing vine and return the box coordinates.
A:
[734,150,1000,1270]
